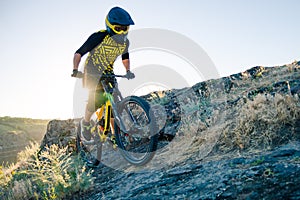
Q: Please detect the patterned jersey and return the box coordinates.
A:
[75,30,129,73]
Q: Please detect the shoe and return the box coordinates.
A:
[86,159,100,168]
[80,119,93,142]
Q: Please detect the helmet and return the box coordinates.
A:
[106,6,135,26]
[106,7,134,35]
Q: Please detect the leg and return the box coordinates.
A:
[110,118,115,133]
[85,87,107,122]
[84,89,97,123]
[80,89,98,141]
[84,105,94,123]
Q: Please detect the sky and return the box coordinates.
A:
[0,0,299,119]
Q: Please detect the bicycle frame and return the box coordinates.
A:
[94,100,112,142]
[94,78,131,143]
[75,72,159,166]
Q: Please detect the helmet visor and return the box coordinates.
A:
[106,17,129,34]
[114,25,129,33]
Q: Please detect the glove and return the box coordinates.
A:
[71,69,83,78]
[71,69,78,77]
[125,70,135,80]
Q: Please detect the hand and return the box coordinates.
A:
[125,70,135,80]
[71,69,83,78]
[71,69,78,77]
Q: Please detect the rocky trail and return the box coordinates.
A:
[83,142,300,200]
[40,61,300,199]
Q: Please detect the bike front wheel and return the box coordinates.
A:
[114,96,159,166]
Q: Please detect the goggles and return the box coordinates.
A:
[106,17,129,34]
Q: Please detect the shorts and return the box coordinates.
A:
[86,76,116,113]
[87,87,108,113]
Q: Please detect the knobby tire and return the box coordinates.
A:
[115,96,158,166]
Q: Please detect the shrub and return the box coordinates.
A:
[0,142,95,199]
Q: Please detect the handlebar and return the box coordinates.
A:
[72,71,127,79]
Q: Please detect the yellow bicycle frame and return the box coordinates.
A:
[93,91,115,144]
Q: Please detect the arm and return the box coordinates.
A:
[122,58,130,72]
[122,58,135,79]
[122,40,134,79]
[73,31,107,72]
[71,53,82,77]
[122,40,130,72]
[73,53,82,71]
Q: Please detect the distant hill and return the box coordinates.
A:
[0,117,49,163]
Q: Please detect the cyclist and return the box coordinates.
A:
[71,6,135,142]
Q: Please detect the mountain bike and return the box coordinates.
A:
[74,72,159,167]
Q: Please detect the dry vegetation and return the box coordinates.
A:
[218,93,300,153]
[0,143,94,199]
[0,117,48,164]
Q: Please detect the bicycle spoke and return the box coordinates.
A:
[115,96,158,166]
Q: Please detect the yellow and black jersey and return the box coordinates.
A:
[75,30,129,72]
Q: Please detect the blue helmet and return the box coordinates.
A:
[106,7,135,26]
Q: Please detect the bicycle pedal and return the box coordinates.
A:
[109,136,118,150]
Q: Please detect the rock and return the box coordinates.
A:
[291,83,300,95]
[40,119,77,153]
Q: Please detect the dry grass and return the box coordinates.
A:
[168,92,300,161]
[0,142,95,200]
[148,62,300,164]
[219,94,300,153]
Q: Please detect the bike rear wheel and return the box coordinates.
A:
[76,120,102,167]
[115,96,158,166]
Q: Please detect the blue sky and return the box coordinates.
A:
[0,0,299,119]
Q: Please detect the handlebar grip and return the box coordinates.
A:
[71,71,84,78]
[76,71,84,78]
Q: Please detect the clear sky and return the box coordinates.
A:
[0,0,299,119]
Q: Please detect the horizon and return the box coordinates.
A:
[1,60,298,120]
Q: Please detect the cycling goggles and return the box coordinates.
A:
[106,18,129,34]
